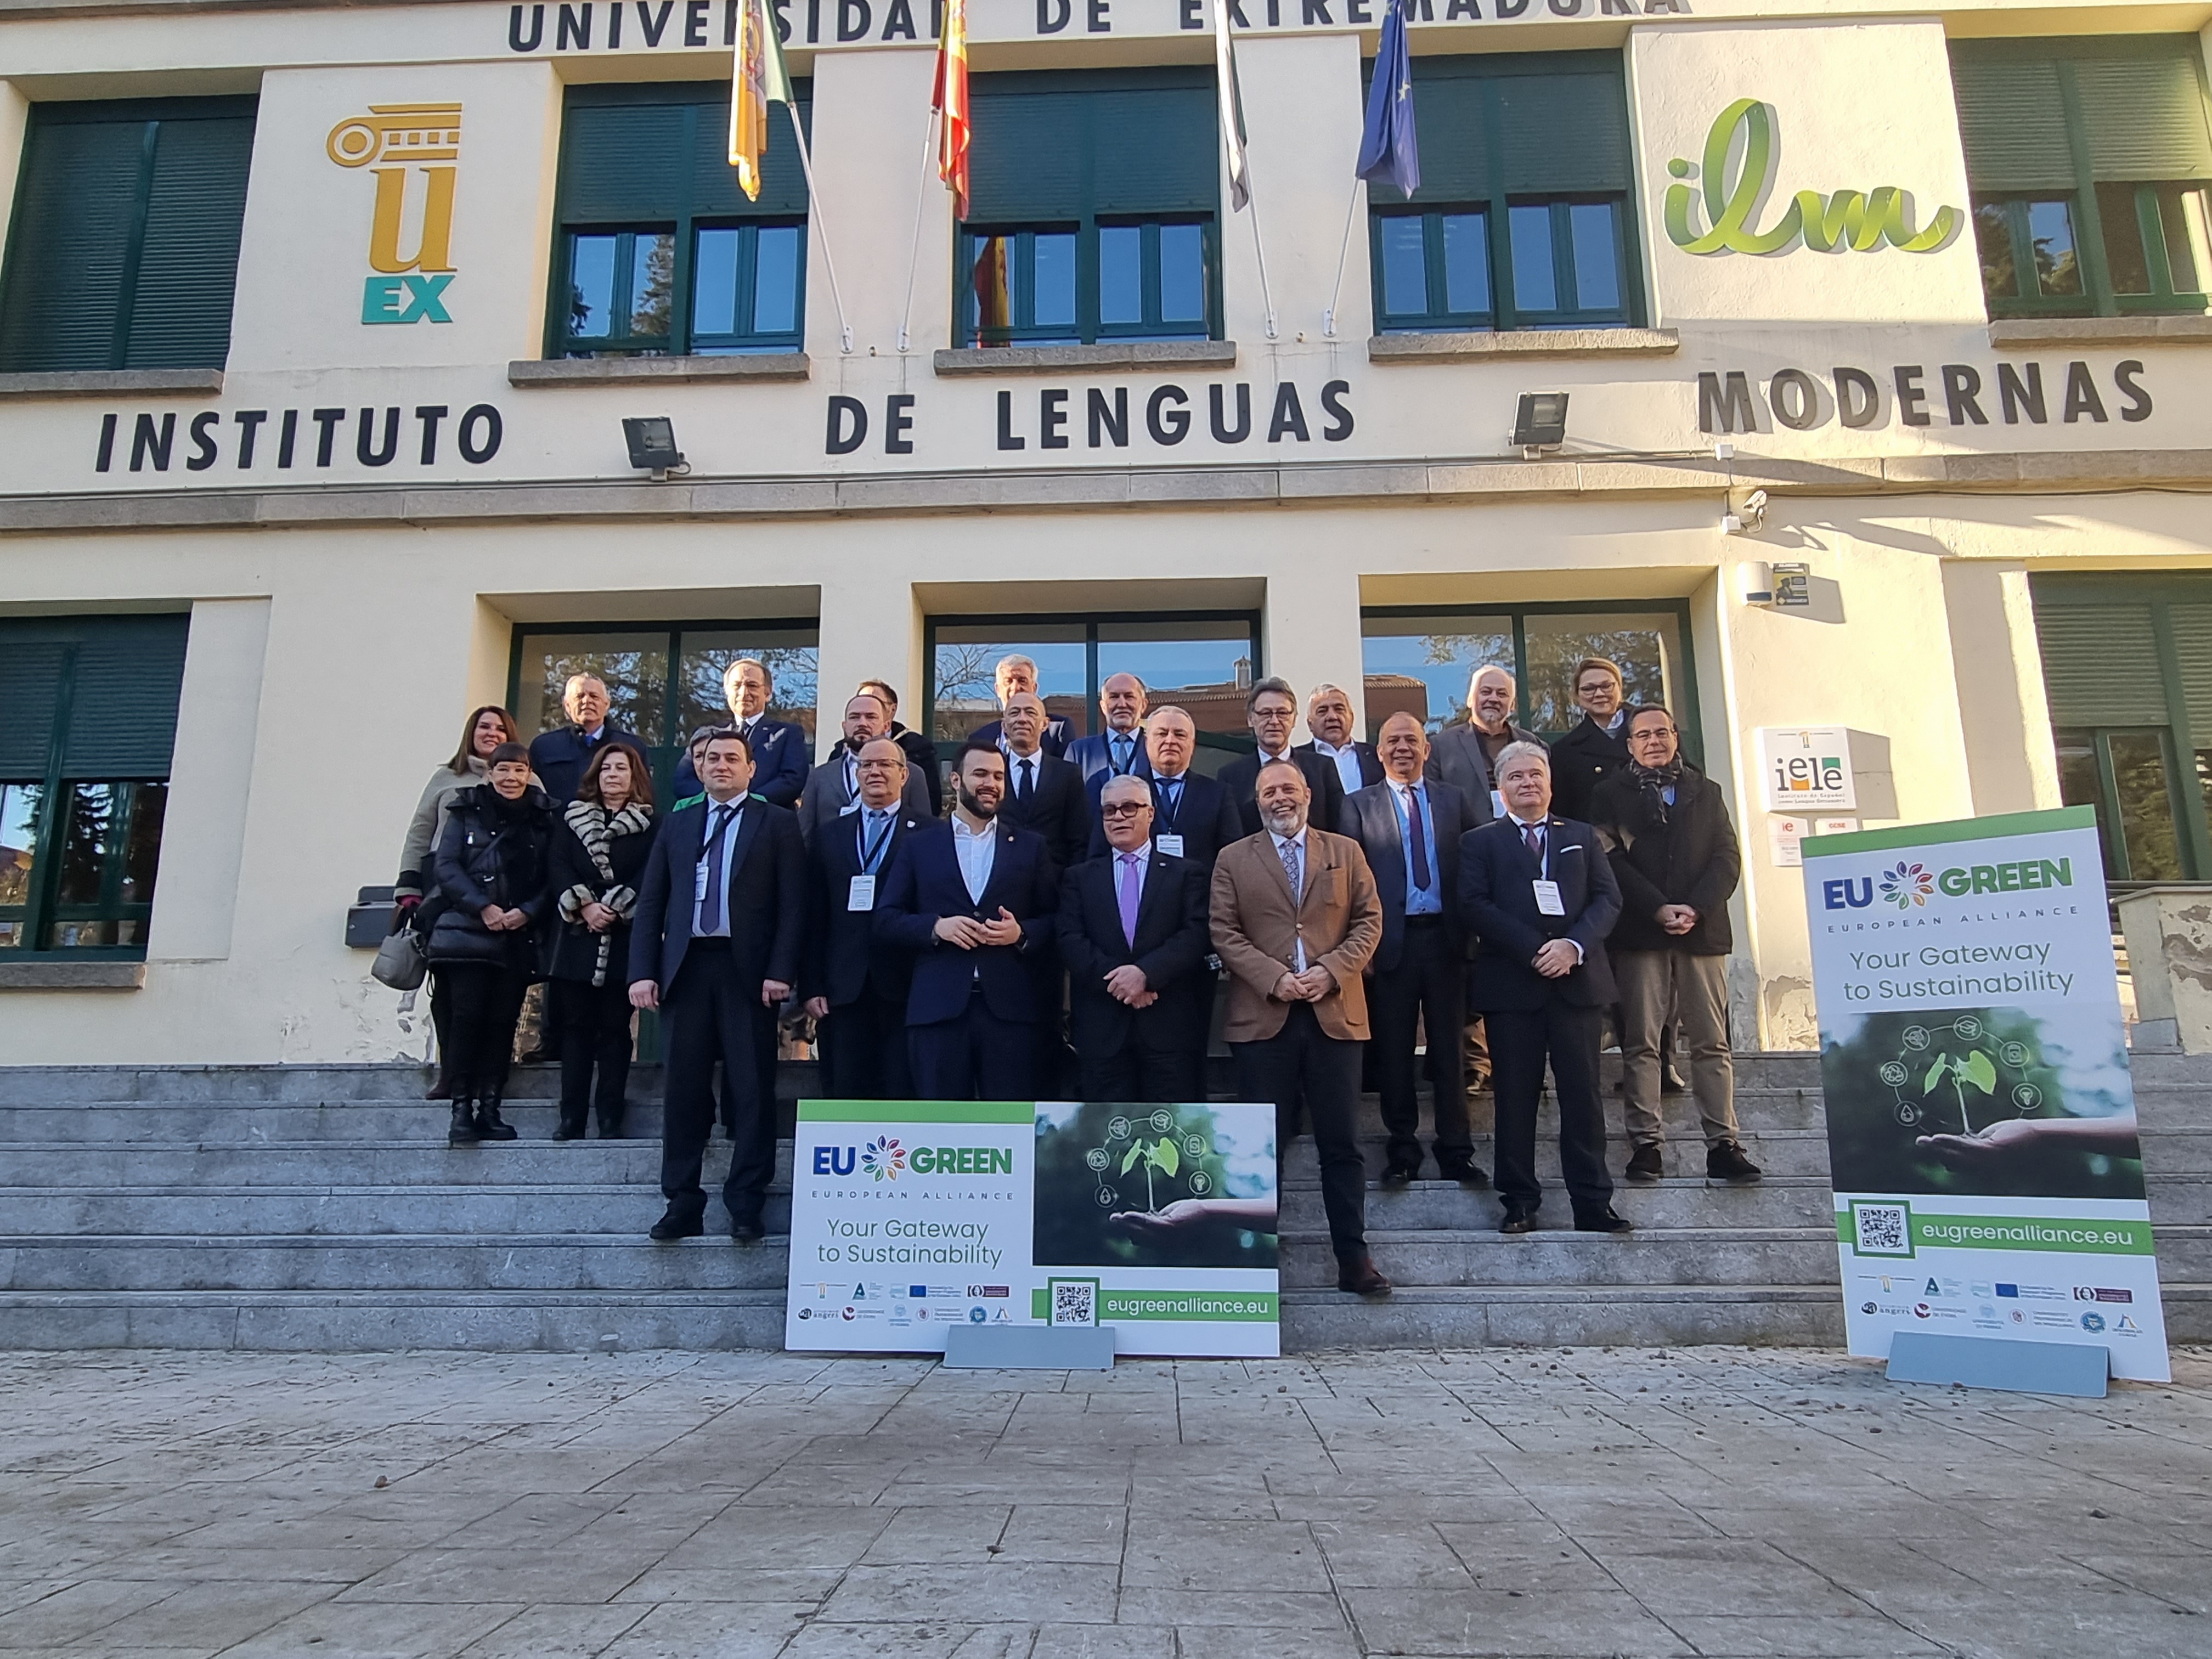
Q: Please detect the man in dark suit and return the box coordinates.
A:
[797,690,934,843]
[1297,681,1383,801]
[629,729,804,1242]
[801,737,933,1101]
[1084,706,1242,867]
[969,653,1071,758]
[1057,774,1212,1102]
[1458,741,1630,1236]
[1217,676,1346,839]
[1065,673,1152,785]
[876,742,1060,1099]
[673,657,810,807]
[527,674,641,804]
[993,691,1090,870]
[1338,712,1485,1187]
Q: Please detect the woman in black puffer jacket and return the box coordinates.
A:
[430,743,558,1147]
[544,742,658,1141]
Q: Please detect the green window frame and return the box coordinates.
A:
[0,615,190,957]
[1954,37,2212,320]
[1366,53,1641,335]
[548,82,810,358]
[958,69,1222,348]
[0,96,256,373]
[2031,574,2212,884]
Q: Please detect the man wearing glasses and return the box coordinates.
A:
[797,690,932,843]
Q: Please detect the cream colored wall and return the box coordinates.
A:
[0,81,27,264]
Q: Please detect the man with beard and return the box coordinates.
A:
[1210,759,1390,1297]
[877,742,1059,1099]
[797,690,933,842]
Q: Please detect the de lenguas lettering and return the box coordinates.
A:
[822,381,1355,456]
[94,404,505,473]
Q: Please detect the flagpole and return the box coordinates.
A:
[1323,177,1361,339]
[896,104,939,355]
[1245,174,1278,342]
[787,120,854,356]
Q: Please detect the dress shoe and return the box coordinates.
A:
[1379,1161,1419,1187]
[551,1111,586,1142]
[597,1115,628,1140]
[1624,1143,1664,1184]
[1707,1141,1764,1184]
[520,1045,557,1066]
[1498,1203,1540,1234]
[1438,1160,1490,1189]
[1336,1255,1392,1297]
[650,1209,705,1242]
[729,1220,766,1243]
[1575,1207,1634,1234]
[472,1096,519,1142]
[445,1098,481,1147]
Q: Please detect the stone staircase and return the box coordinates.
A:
[0,1055,2204,1352]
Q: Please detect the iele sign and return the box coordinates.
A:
[1760,726,1857,812]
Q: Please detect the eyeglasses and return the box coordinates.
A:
[1099,802,1150,819]
[855,759,901,772]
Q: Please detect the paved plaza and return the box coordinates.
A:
[1,1345,2208,1659]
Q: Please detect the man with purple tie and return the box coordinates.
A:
[1056,774,1212,1103]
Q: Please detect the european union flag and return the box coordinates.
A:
[1356,0,1419,199]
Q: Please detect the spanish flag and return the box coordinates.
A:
[729,0,794,201]
[933,0,971,219]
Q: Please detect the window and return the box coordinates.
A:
[550,83,809,358]
[1361,604,1696,754]
[0,616,189,956]
[0,98,256,373]
[2031,577,2212,882]
[959,70,1221,347]
[1367,54,1638,334]
[1954,38,2212,319]
[509,622,819,793]
[925,614,1261,770]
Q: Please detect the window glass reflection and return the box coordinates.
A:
[753,225,800,335]
[0,781,42,948]
[1160,223,1205,323]
[1361,617,1516,732]
[514,634,671,746]
[1098,620,1259,757]
[693,227,740,335]
[1519,613,1679,734]
[1510,205,1556,312]
[1569,202,1620,312]
[2028,199,2081,296]
[674,632,819,743]
[2108,731,2183,881]
[1099,225,1142,325]
[1032,232,1077,329]
[1379,215,1425,316]
[1442,213,1488,315]
[569,234,617,337]
[930,628,1087,745]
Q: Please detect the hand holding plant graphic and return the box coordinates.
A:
[1121,1135,1180,1211]
[1922,1047,1998,1133]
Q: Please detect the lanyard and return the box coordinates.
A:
[857,812,895,874]
[1155,775,1183,830]
[1516,818,1550,881]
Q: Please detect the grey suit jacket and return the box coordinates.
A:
[1424,721,1545,826]
[795,751,934,843]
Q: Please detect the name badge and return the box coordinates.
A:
[848,874,877,912]
[693,860,711,901]
[1155,834,1185,859]
[1491,789,1506,820]
[1532,879,1566,917]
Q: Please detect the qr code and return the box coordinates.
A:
[1853,1203,1911,1256]
[1049,1279,1098,1327]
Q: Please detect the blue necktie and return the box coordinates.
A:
[699,804,737,933]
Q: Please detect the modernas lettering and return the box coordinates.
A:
[1699,363,2151,435]
[506,0,1690,52]
[93,405,504,473]
[1667,99,1961,257]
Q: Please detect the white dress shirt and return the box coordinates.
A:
[692,798,746,938]
[1269,826,1310,971]
[952,813,997,905]
[1311,738,1364,798]
[1506,811,1582,962]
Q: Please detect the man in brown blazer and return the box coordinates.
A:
[1210,759,1390,1297]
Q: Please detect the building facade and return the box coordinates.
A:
[2,0,2209,1063]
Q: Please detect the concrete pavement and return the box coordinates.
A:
[1,1345,2208,1658]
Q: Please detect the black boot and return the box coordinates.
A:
[597,1110,628,1139]
[474,1093,519,1142]
[447,1096,482,1147]
[552,1103,586,1142]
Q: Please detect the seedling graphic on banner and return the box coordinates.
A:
[1802,809,2170,1381]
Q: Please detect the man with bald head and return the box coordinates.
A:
[1057,774,1212,1102]
[1339,713,1487,1186]
[800,736,935,1099]
[797,690,933,842]
[994,690,1089,870]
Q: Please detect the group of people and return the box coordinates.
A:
[392,647,1759,1301]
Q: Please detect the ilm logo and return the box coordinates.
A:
[326,103,462,325]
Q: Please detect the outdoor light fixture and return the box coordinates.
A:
[1512,392,1570,457]
[622,416,687,479]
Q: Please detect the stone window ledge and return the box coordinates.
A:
[1988,315,2212,350]
[1369,329,1680,364]
[0,961,145,990]
[509,354,811,387]
[0,368,222,399]
[933,341,1238,377]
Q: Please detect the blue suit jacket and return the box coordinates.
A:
[627,796,805,994]
[1083,768,1243,871]
[970,716,1070,759]
[672,716,810,808]
[874,819,1060,1027]
[1337,777,1477,974]
[527,723,641,805]
[1457,814,1621,1011]
[1064,730,1152,786]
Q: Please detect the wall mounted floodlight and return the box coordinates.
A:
[622,416,688,478]
[1511,392,1570,457]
